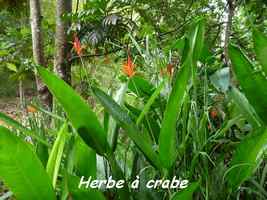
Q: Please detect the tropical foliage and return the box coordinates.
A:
[1,0,267,200]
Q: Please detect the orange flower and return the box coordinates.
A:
[167,63,174,76]
[122,55,135,77]
[73,35,82,56]
[27,105,37,113]
[160,63,174,77]
[210,109,218,119]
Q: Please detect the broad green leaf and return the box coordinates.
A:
[128,76,155,98]
[92,87,162,170]
[168,36,186,56]
[228,87,262,128]
[171,182,199,200]
[136,80,165,126]
[253,29,267,75]
[200,43,213,64]
[37,67,109,155]
[226,128,267,190]
[0,111,48,146]
[66,174,106,200]
[6,63,17,72]
[46,123,68,188]
[125,103,161,143]
[128,76,166,110]
[229,44,267,124]
[184,18,205,64]
[0,126,56,200]
[73,136,96,178]
[159,57,191,169]
[189,19,205,62]
[108,82,128,150]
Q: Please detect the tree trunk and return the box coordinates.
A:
[29,0,52,108]
[54,0,72,84]
[223,0,235,65]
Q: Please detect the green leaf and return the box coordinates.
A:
[159,57,192,169]
[128,76,155,98]
[253,29,267,75]
[6,63,17,72]
[37,67,109,155]
[228,87,262,128]
[168,37,186,56]
[0,126,56,200]
[73,136,96,178]
[229,44,267,124]
[126,104,161,144]
[92,87,162,170]
[46,123,68,188]
[66,174,106,200]
[191,19,205,62]
[108,82,128,150]
[171,182,199,200]
[187,18,205,62]
[226,128,267,190]
[136,80,165,126]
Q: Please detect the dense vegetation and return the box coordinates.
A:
[1,0,267,199]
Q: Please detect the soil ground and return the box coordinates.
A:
[0,98,21,125]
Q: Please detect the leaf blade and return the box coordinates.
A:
[226,128,267,190]
[92,87,162,170]
[253,29,267,75]
[0,126,56,200]
[37,67,109,155]
[229,44,267,124]
[159,58,191,169]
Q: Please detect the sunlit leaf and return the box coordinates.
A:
[159,57,191,169]
[46,123,68,188]
[0,126,56,200]
[226,128,267,190]
[6,63,17,72]
[229,44,267,124]
[73,136,97,178]
[171,182,199,200]
[253,28,267,75]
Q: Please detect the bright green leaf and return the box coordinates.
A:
[171,182,199,200]
[253,29,267,75]
[73,136,96,178]
[6,63,17,72]
[0,126,56,200]
[46,123,68,188]
[226,128,267,190]
[229,44,267,124]
[159,57,191,169]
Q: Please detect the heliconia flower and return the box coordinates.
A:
[160,63,174,77]
[27,105,37,113]
[122,55,135,77]
[73,35,82,56]
[166,63,174,76]
[210,109,218,119]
